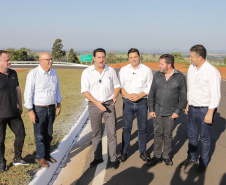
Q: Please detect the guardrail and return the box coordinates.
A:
[10,61,79,65]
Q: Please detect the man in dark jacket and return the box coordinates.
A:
[147,54,187,166]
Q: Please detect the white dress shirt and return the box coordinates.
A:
[24,65,62,109]
[118,63,153,96]
[187,61,221,109]
[81,65,120,102]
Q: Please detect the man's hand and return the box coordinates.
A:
[172,113,179,119]
[204,111,213,124]
[128,93,141,102]
[29,111,36,123]
[185,104,189,115]
[150,112,156,118]
[19,106,23,115]
[56,107,61,116]
[96,101,107,112]
[112,95,117,105]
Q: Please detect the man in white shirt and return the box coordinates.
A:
[24,52,62,168]
[118,48,153,162]
[81,48,120,169]
[180,45,221,174]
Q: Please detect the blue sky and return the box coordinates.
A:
[1,0,226,53]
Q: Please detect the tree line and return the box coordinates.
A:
[5,38,226,64]
[5,39,79,63]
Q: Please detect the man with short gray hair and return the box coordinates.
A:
[0,50,29,173]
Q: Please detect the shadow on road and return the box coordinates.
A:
[171,164,205,185]
[104,163,154,185]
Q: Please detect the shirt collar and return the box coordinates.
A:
[38,65,52,75]
[91,64,109,71]
[173,68,178,74]
[128,63,141,69]
[0,69,11,76]
[192,60,207,71]
[160,68,178,76]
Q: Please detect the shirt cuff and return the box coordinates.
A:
[149,107,155,113]
[81,88,90,94]
[24,103,33,109]
[174,109,181,115]
[114,84,121,89]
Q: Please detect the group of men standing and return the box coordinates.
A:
[81,45,221,174]
[0,51,62,173]
[0,44,221,175]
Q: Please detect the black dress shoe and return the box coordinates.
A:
[179,158,197,168]
[109,159,119,169]
[147,157,162,166]
[121,153,128,162]
[195,164,206,174]
[164,158,173,166]
[140,152,149,161]
[0,162,7,173]
[90,159,104,167]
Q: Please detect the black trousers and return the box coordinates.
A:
[0,115,26,163]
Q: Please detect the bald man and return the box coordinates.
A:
[24,52,62,168]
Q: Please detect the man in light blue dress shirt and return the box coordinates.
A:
[24,52,62,168]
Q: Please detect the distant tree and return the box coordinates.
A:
[171,52,184,59]
[52,39,66,61]
[140,56,144,62]
[224,56,226,64]
[7,48,38,61]
[7,48,17,61]
[117,56,124,63]
[68,48,79,63]
[106,53,117,64]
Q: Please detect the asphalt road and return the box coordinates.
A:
[52,67,226,185]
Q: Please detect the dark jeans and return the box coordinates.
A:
[187,105,216,166]
[153,115,175,159]
[0,115,25,163]
[33,106,55,160]
[122,98,148,154]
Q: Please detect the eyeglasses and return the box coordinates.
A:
[41,58,53,61]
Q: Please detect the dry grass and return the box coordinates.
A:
[0,68,86,185]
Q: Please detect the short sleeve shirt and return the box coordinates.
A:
[0,69,19,118]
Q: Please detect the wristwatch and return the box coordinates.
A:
[28,108,33,112]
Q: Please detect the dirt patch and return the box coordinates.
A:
[109,62,226,79]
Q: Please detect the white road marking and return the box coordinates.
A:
[92,128,108,185]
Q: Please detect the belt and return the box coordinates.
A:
[103,99,113,103]
[190,105,208,109]
[88,99,113,104]
[122,97,147,103]
[34,104,55,108]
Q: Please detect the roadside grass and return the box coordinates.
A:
[0,68,86,185]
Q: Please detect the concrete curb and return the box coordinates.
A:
[29,106,89,185]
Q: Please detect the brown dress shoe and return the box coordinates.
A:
[46,156,57,163]
[38,159,50,168]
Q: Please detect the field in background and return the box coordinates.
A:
[109,61,226,79]
[0,68,85,185]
